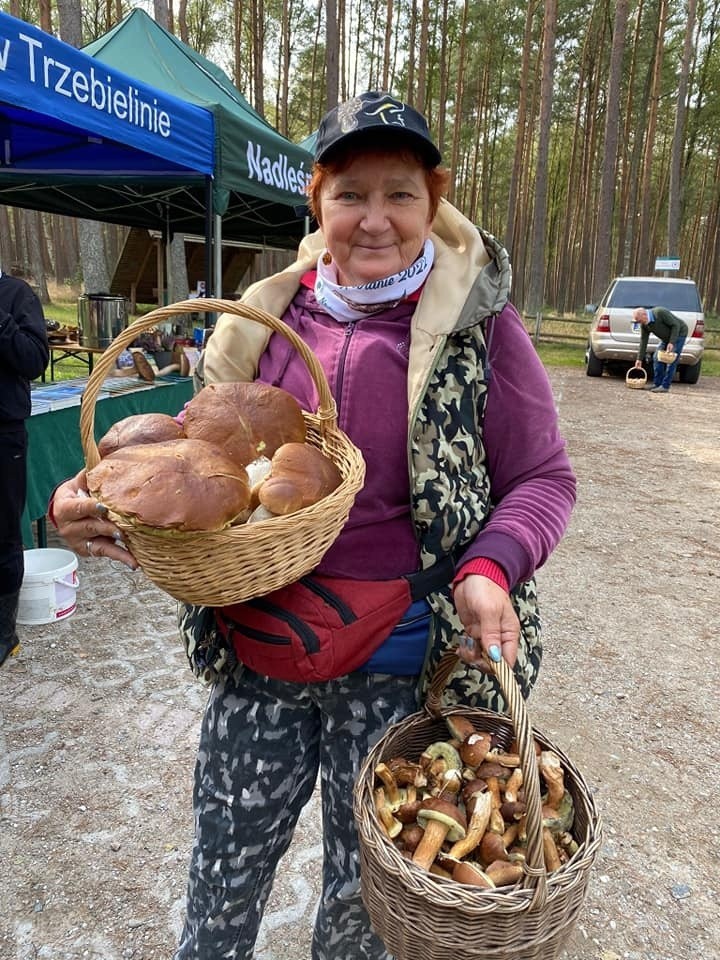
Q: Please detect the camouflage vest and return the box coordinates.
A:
[412,322,542,712]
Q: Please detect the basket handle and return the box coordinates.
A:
[79,298,339,471]
[425,649,548,908]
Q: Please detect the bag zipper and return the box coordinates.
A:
[300,576,357,625]
[246,597,321,654]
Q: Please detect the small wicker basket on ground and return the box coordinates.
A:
[625,367,647,389]
[353,653,602,960]
[79,299,366,607]
[656,349,677,364]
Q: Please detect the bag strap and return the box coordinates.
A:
[402,553,456,601]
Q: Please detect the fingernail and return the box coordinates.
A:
[488,644,502,663]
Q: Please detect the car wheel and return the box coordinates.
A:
[679,360,701,384]
[585,344,603,377]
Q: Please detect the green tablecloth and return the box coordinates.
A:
[22,377,193,547]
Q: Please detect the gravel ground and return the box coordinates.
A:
[1,364,718,960]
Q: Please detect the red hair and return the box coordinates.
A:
[307,145,450,224]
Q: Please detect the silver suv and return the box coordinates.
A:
[586,276,705,384]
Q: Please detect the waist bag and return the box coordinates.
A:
[215,556,456,684]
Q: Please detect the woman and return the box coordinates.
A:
[52,92,576,959]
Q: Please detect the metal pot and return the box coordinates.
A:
[77,294,129,349]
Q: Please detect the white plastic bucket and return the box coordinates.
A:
[17,549,79,625]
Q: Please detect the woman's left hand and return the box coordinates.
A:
[453,574,520,667]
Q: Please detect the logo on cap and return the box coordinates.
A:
[337,94,407,133]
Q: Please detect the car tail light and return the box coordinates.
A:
[691,317,705,339]
[596,313,611,332]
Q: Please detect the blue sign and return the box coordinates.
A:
[0,11,214,175]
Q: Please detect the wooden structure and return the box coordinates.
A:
[110,228,297,311]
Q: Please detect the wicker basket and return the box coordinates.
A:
[625,367,647,389]
[656,349,677,364]
[353,653,602,960]
[79,299,366,606]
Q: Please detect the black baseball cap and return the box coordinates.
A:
[314,92,442,166]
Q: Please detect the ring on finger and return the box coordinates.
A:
[86,539,94,557]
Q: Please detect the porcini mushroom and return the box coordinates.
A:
[445,716,479,742]
[452,861,496,888]
[448,789,492,859]
[374,762,401,804]
[459,731,493,769]
[388,757,427,789]
[486,859,524,886]
[480,829,509,867]
[412,798,467,872]
[374,787,402,839]
[538,750,566,808]
[542,826,562,872]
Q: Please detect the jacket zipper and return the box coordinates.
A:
[333,321,356,414]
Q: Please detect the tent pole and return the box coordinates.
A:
[204,177,213,299]
[215,213,223,298]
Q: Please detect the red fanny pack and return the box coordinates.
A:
[215,559,455,684]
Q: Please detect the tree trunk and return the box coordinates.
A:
[252,0,265,115]
[448,0,469,204]
[635,1,667,272]
[382,0,393,90]
[26,211,50,304]
[153,0,169,30]
[506,2,538,261]
[525,0,557,316]
[592,0,630,304]
[56,0,110,294]
[416,0,430,113]
[667,0,697,260]
[325,0,339,109]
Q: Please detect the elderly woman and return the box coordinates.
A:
[52,92,576,959]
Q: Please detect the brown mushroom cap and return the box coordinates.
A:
[486,859,524,886]
[183,381,306,467]
[445,716,478,742]
[459,731,493,768]
[86,439,250,532]
[452,861,496,888]
[97,412,184,458]
[416,798,467,842]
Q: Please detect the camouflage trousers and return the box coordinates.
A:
[174,664,420,959]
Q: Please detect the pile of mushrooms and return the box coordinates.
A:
[373,716,578,888]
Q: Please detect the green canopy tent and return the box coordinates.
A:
[83,8,313,277]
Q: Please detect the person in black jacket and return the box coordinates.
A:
[0,270,49,666]
[632,306,688,393]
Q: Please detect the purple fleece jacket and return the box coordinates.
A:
[256,282,576,589]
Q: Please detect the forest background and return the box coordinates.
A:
[2,0,720,319]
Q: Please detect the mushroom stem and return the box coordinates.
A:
[412,818,453,871]
[374,762,401,804]
[542,827,562,872]
[538,750,566,808]
[448,790,492,859]
[504,767,523,803]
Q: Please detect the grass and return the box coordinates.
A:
[42,298,720,380]
[527,312,720,377]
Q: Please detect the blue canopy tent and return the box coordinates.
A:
[0,11,221,290]
[0,11,214,176]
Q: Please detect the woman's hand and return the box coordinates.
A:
[453,574,520,667]
[51,471,139,570]
[634,359,643,369]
